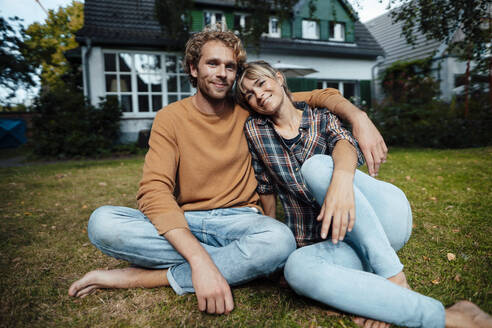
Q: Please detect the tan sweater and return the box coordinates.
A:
[137,89,349,235]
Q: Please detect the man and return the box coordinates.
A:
[68,26,388,315]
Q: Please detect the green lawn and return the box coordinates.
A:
[0,147,491,327]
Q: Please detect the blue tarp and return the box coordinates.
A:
[0,119,26,148]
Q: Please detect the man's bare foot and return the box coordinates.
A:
[445,301,492,328]
[68,267,168,298]
[388,271,411,290]
[353,316,390,328]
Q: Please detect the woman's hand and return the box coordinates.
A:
[317,171,355,243]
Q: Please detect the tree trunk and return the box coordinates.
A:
[489,56,492,114]
[464,59,470,117]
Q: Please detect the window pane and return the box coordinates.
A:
[152,95,162,111]
[121,95,132,112]
[166,56,177,73]
[105,74,117,92]
[151,75,162,92]
[234,15,242,30]
[302,20,319,39]
[343,83,355,99]
[316,81,324,89]
[327,82,339,89]
[135,54,161,74]
[215,13,223,24]
[120,75,132,92]
[138,95,149,112]
[148,55,161,72]
[104,54,116,72]
[178,57,184,73]
[137,74,149,92]
[180,77,190,92]
[119,53,132,72]
[167,75,177,92]
[204,12,211,26]
[168,95,178,104]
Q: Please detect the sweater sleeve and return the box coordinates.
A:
[292,88,350,111]
[137,109,188,235]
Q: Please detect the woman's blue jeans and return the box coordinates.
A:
[284,155,445,328]
[87,206,296,295]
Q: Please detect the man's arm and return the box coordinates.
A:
[293,89,387,176]
[260,193,276,218]
[137,110,233,314]
[164,228,234,314]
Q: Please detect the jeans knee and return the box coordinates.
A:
[88,205,120,248]
[301,154,333,181]
[284,248,309,293]
[254,221,296,269]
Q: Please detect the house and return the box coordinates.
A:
[76,0,383,143]
[365,10,470,103]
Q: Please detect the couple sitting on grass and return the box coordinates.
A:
[69,25,491,328]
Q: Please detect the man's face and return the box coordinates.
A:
[190,40,237,100]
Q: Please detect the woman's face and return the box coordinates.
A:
[241,72,285,116]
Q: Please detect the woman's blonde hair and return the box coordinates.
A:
[235,60,292,110]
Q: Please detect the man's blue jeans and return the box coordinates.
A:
[284,155,445,328]
[88,206,296,295]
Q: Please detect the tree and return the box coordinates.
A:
[391,0,491,114]
[0,16,35,105]
[22,1,83,93]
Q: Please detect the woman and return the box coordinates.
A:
[236,60,491,328]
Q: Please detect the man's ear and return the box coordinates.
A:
[190,63,198,78]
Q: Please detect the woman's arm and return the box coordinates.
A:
[317,139,358,244]
[260,194,277,218]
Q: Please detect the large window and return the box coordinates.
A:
[104,52,193,115]
[329,22,345,41]
[302,20,319,40]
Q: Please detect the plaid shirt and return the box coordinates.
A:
[244,102,364,247]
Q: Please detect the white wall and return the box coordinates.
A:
[248,53,376,81]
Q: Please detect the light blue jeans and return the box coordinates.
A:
[88,206,296,295]
[284,155,445,328]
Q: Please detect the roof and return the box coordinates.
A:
[364,10,442,69]
[77,0,383,59]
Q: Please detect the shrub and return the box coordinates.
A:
[31,91,122,158]
[368,94,492,148]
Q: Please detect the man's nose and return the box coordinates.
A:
[216,64,226,77]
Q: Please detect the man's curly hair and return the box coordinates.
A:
[183,23,247,87]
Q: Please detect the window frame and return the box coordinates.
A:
[329,22,346,42]
[203,10,226,27]
[268,17,281,38]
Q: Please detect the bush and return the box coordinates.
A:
[31,91,122,158]
[368,95,492,148]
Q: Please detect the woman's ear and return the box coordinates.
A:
[276,71,284,85]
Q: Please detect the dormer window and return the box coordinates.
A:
[234,13,250,33]
[268,17,281,38]
[329,22,345,41]
[204,11,226,26]
[302,20,319,40]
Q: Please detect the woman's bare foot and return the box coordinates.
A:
[68,267,168,298]
[388,271,411,290]
[445,301,492,328]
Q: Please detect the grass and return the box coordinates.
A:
[0,147,491,327]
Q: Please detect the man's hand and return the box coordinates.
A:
[191,256,234,314]
[352,112,388,177]
[317,171,355,244]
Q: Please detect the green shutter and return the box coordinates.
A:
[225,13,233,30]
[360,80,371,106]
[190,10,203,32]
[281,20,292,38]
[293,17,302,38]
[345,21,354,43]
[287,78,318,92]
[320,20,328,40]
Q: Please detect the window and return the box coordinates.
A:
[268,17,281,38]
[329,22,345,41]
[302,20,319,40]
[204,11,226,26]
[104,52,193,116]
[233,13,250,33]
[317,80,357,102]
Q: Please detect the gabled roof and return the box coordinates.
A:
[77,0,383,59]
[364,10,442,69]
